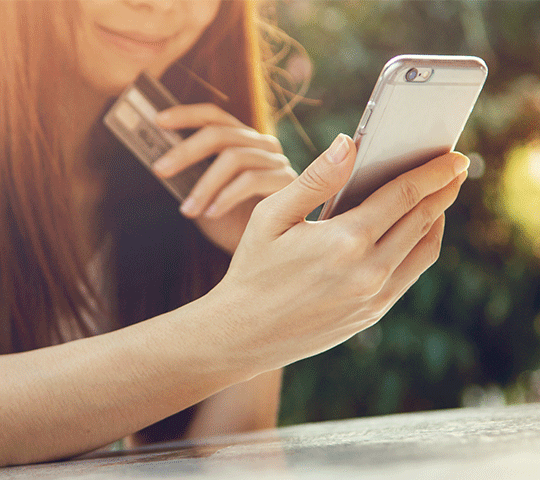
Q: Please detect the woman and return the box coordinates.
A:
[0,0,469,466]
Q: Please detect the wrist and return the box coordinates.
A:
[158,284,264,392]
[196,282,263,379]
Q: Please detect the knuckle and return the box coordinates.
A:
[202,125,224,145]
[333,229,362,258]
[398,178,423,211]
[326,227,374,275]
[263,134,283,153]
[237,170,258,187]
[367,264,391,295]
[326,223,374,268]
[274,152,291,167]
[298,164,329,193]
[284,166,299,181]
[415,201,437,238]
[350,261,392,300]
[205,124,221,138]
[217,148,239,168]
[352,223,375,250]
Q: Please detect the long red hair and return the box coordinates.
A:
[0,1,272,353]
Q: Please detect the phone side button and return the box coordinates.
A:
[356,107,373,135]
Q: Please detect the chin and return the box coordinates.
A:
[82,63,143,96]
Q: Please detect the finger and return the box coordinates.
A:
[202,167,298,219]
[371,171,466,275]
[371,213,446,316]
[398,213,446,279]
[155,103,246,130]
[338,152,470,244]
[342,214,446,336]
[331,210,444,336]
[180,148,292,217]
[252,134,356,238]
[153,127,283,178]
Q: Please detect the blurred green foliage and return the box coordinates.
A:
[272,0,540,425]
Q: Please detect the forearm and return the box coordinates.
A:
[0,293,252,466]
[0,145,468,466]
[184,368,283,439]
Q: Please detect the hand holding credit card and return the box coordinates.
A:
[104,72,295,220]
[104,71,211,202]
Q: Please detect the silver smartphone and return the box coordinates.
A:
[319,55,488,220]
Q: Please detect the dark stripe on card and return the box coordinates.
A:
[134,72,178,111]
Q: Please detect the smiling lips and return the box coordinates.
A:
[95,23,178,60]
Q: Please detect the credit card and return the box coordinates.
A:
[103,71,211,202]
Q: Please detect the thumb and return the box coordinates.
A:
[261,134,356,236]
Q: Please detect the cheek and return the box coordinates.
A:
[193,0,222,25]
[54,3,139,93]
[76,37,143,94]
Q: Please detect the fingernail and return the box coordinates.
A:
[180,197,197,215]
[204,204,219,218]
[454,155,470,175]
[152,156,174,175]
[327,134,350,164]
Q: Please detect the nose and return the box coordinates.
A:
[123,0,175,12]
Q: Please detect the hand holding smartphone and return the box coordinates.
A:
[319,55,487,220]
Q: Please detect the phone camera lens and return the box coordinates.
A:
[405,68,418,82]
